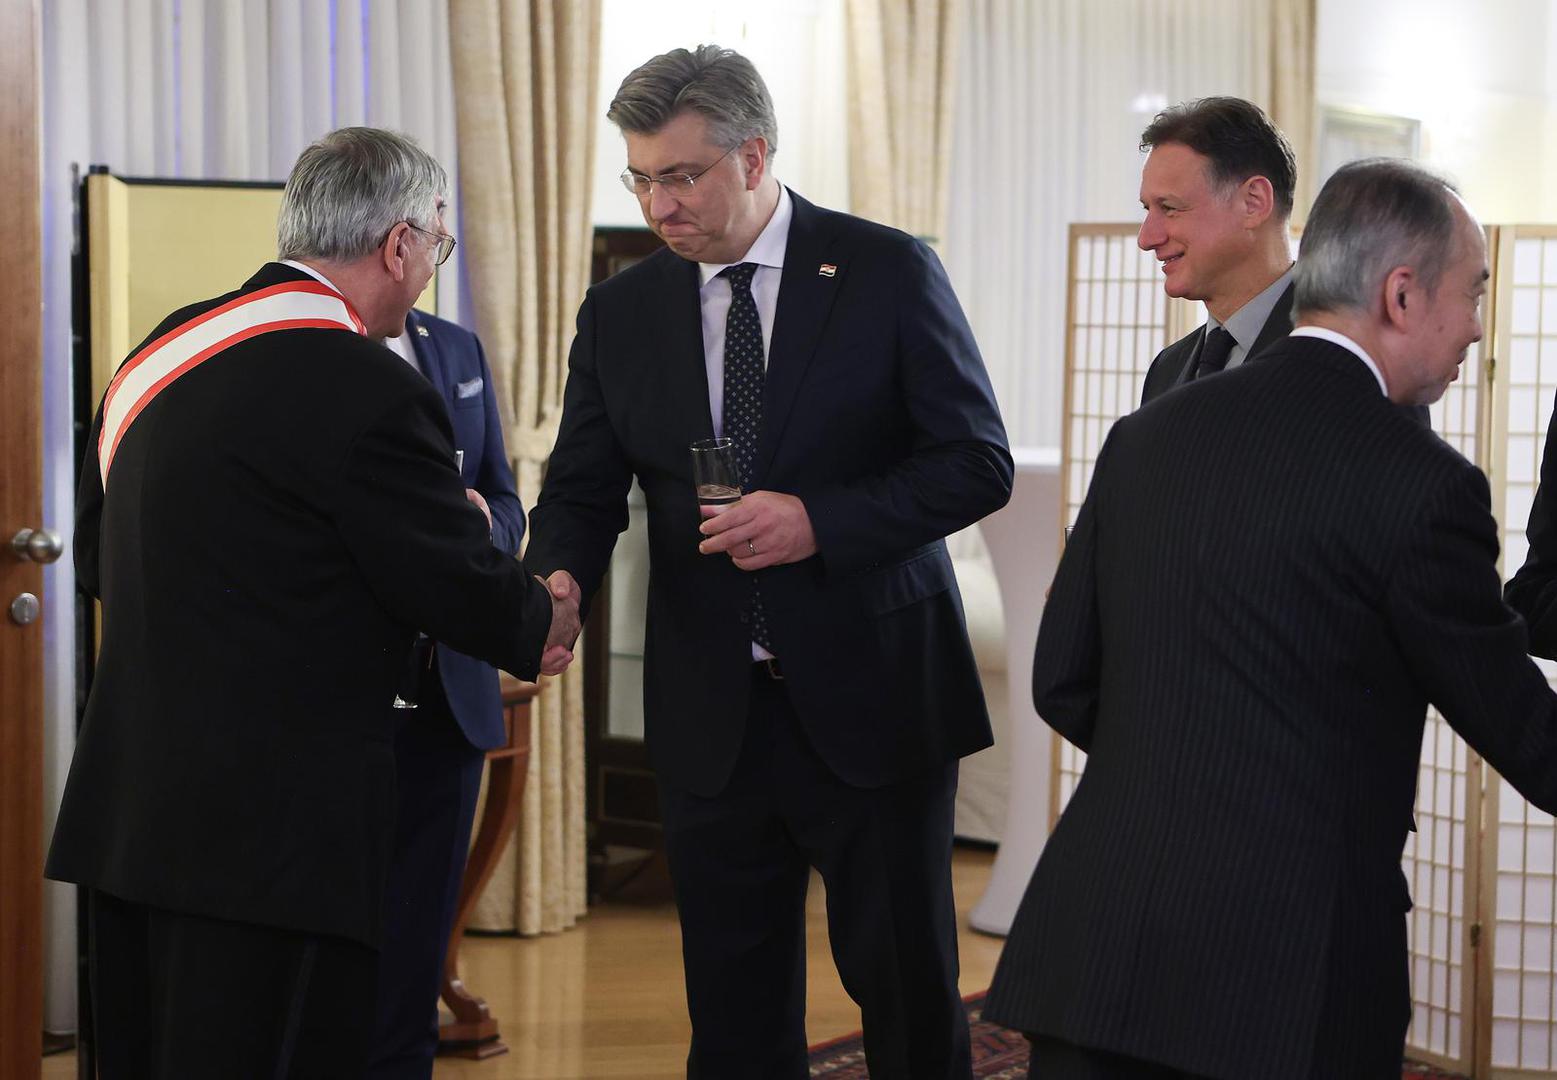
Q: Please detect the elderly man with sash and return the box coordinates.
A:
[46,127,578,1078]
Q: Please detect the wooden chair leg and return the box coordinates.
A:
[437,685,535,1058]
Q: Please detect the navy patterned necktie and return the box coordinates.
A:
[1191,325,1236,380]
[719,262,772,651]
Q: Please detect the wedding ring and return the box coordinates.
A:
[747,539,757,556]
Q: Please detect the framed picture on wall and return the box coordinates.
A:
[1317,106,1422,191]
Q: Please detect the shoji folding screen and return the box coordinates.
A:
[1054,223,1557,1077]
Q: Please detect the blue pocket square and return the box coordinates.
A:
[455,377,484,399]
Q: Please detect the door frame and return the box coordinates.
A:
[0,0,46,1076]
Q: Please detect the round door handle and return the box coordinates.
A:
[9,593,39,625]
[10,528,63,564]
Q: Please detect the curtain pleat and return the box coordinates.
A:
[845,0,962,242]
[448,0,599,936]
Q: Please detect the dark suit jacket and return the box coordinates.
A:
[1504,400,1557,654]
[48,263,553,946]
[525,191,1012,796]
[406,309,523,751]
[984,336,1557,1078]
[1139,282,1295,405]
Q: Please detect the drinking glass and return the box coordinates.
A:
[691,437,741,512]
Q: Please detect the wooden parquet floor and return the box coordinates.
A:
[43,846,1004,1080]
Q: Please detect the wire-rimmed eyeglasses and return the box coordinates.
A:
[619,144,739,198]
[406,222,457,267]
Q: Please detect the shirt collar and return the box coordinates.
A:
[1289,326,1390,397]
[280,258,345,295]
[698,185,792,289]
[1209,264,1295,350]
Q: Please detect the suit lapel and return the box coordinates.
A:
[1173,326,1211,391]
[406,310,450,402]
[658,253,715,445]
[756,191,844,484]
[1246,282,1296,361]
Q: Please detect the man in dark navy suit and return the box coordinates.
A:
[368,306,524,1078]
[526,45,1011,1080]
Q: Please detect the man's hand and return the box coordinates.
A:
[698,491,817,570]
[539,569,582,676]
[465,488,493,533]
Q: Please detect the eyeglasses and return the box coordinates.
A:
[619,145,738,198]
[405,222,457,267]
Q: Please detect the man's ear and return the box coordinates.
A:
[382,222,410,282]
[1383,265,1415,331]
[740,136,768,192]
[1240,175,1275,229]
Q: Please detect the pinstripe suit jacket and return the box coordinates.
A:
[984,336,1557,1078]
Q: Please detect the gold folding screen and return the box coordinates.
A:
[1053,223,1557,1077]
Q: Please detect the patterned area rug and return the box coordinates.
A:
[807,993,1468,1078]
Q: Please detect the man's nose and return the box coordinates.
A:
[648,183,680,222]
[1138,214,1162,251]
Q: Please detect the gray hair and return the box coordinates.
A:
[607,45,778,155]
[277,127,447,262]
[1295,158,1462,314]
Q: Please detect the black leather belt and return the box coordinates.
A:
[753,657,784,680]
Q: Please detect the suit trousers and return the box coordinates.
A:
[88,887,377,1079]
[658,664,968,1080]
[368,661,487,1079]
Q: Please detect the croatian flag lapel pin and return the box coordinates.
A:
[818,263,837,278]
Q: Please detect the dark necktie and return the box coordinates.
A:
[1191,325,1236,380]
[719,262,772,651]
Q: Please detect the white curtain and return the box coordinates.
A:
[942,0,1286,450]
[40,0,460,1033]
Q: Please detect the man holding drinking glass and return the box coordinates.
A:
[526,45,1011,1079]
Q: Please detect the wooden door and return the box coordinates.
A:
[0,0,46,1077]
[584,228,666,877]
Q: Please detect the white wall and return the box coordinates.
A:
[591,0,849,227]
[1317,0,1557,223]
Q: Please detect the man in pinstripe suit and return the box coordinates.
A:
[985,160,1557,1078]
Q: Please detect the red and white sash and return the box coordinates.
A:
[98,280,366,488]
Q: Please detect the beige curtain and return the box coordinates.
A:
[845,0,963,242]
[448,0,600,935]
[1267,0,1317,223]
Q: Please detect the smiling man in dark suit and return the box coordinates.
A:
[368,306,525,1078]
[525,45,1011,1080]
[985,159,1557,1078]
[1136,97,1297,405]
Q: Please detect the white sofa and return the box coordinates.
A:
[948,525,1009,843]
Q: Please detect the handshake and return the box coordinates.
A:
[539,569,582,677]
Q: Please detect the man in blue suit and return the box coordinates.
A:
[369,305,523,1078]
[526,46,1011,1079]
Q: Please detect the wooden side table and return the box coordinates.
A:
[437,675,539,1059]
